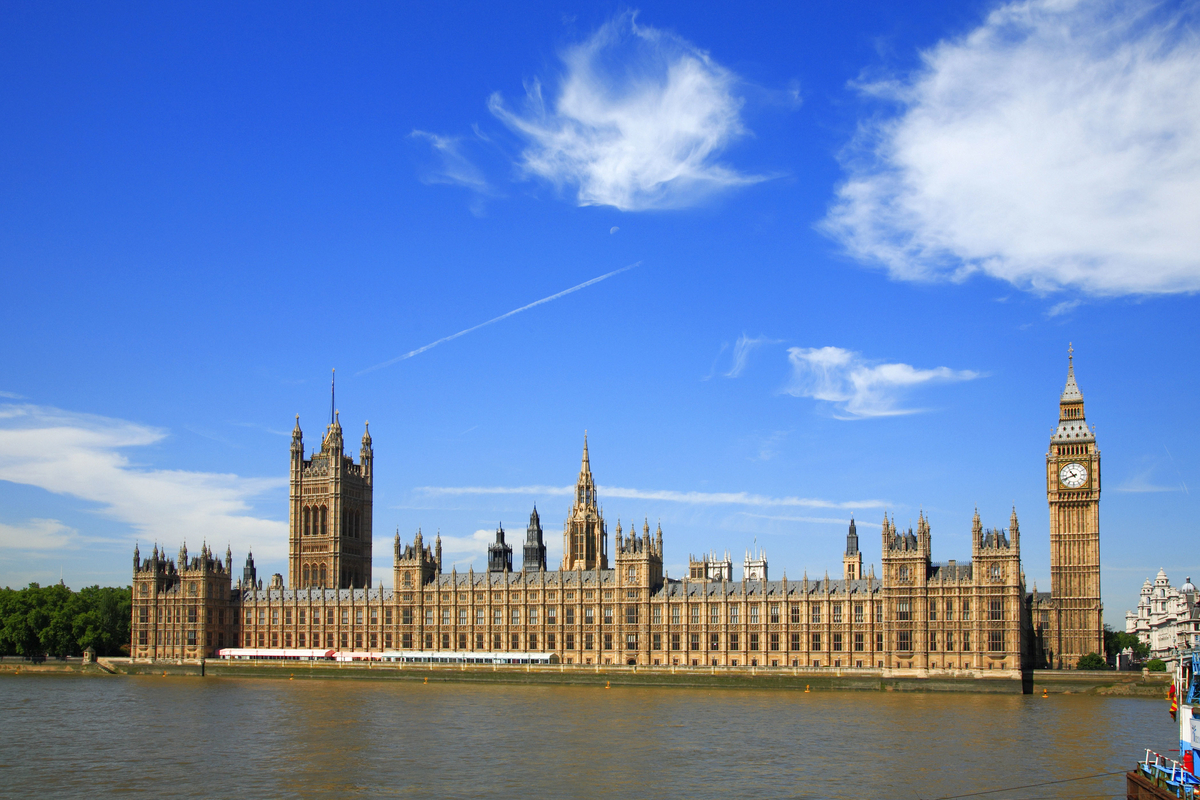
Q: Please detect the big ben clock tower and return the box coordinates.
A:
[1046,344,1104,668]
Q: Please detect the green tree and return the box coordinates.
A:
[1147,658,1167,672]
[74,586,131,656]
[0,583,132,657]
[1077,652,1107,670]
[1104,625,1150,660]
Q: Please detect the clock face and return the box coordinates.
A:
[1059,462,1088,488]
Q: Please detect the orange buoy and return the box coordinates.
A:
[1042,688,1048,697]
[805,685,810,693]
[605,681,610,689]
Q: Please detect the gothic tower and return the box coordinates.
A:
[523,506,547,572]
[488,523,513,573]
[1046,344,1103,667]
[289,391,374,590]
[563,434,607,570]
[843,517,863,581]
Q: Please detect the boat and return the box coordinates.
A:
[1128,649,1200,799]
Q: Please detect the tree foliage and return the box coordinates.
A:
[1104,625,1150,659]
[1147,658,1168,672]
[0,583,131,657]
[1076,652,1107,670]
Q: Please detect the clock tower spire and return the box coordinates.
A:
[1046,343,1103,668]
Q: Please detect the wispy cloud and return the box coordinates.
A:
[726,334,778,378]
[820,0,1200,296]
[412,483,887,510]
[785,346,980,418]
[0,518,79,551]
[411,130,492,194]
[489,11,762,210]
[357,261,640,375]
[1112,474,1181,493]
[750,430,790,462]
[0,403,286,557]
[739,512,880,528]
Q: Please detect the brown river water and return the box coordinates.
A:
[0,674,1179,799]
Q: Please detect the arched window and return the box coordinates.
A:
[302,507,310,536]
[320,506,327,536]
[319,564,327,586]
[303,564,310,586]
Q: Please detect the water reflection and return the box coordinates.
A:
[0,675,1177,799]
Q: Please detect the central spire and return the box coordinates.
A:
[564,432,607,570]
[575,432,596,509]
[1061,343,1083,402]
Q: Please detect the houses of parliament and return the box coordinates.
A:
[130,351,1104,672]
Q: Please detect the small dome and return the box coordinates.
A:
[1183,577,1197,593]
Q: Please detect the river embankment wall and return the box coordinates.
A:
[2,658,1171,696]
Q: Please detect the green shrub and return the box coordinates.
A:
[1076,652,1107,670]
[1147,658,1167,672]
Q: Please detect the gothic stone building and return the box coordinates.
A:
[131,352,1103,671]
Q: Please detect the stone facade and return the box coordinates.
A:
[1126,570,1200,660]
[129,351,1101,672]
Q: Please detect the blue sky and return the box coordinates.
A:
[2,1,1198,626]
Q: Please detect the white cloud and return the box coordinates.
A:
[0,518,78,550]
[0,403,287,558]
[785,346,980,418]
[489,11,762,210]
[411,130,492,194]
[821,0,1200,296]
[725,333,778,378]
[739,512,880,528]
[412,483,886,510]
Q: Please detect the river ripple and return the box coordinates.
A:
[0,674,1178,799]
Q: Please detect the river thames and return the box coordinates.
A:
[0,675,1177,799]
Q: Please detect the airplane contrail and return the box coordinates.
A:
[356,261,641,376]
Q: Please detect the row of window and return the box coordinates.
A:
[138,600,1007,628]
[137,581,225,597]
[138,606,227,624]
[896,598,1005,621]
[212,628,1009,655]
[136,629,226,648]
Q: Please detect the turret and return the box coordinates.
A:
[243,551,257,589]
[133,543,140,570]
[843,518,863,581]
[523,505,547,572]
[488,524,512,573]
[291,415,303,459]
[360,421,373,481]
[393,528,439,588]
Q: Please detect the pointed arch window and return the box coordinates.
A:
[320,506,328,536]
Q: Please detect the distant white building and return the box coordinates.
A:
[1125,569,1200,660]
[743,546,768,582]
